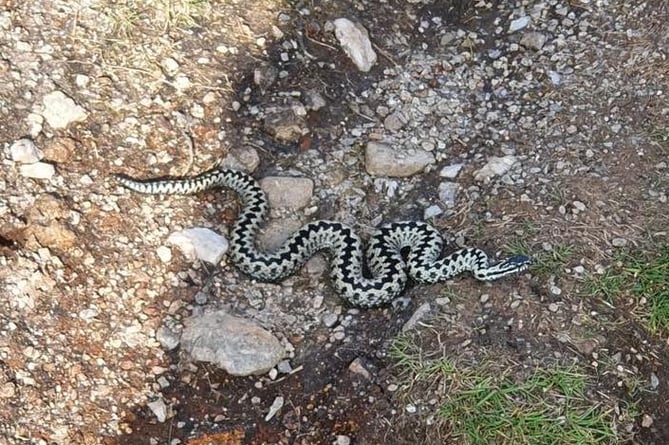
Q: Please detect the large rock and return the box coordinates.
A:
[41,90,88,129]
[333,18,377,72]
[260,176,313,209]
[365,142,435,177]
[167,227,229,264]
[181,311,284,376]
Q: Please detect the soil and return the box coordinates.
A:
[1,0,668,444]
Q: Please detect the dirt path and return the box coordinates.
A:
[1,1,668,444]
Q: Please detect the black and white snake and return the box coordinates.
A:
[115,167,531,307]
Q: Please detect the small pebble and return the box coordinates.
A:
[10,138,43,163]
[265,396,284,421]
[156,246,172,263]
[611,238,627,247]
[548,303,559,312]
[336,435,351,445]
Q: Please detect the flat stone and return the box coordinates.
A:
[439,163,464,179]
[333,18,377,72]
[147,399,168,423]
[474,156,517,182]
[220,146,260,173]
[181,310,284,376]
[260,177,313,210]
[167,227,229,264]
[509,16,531,33]
[520,32,546,50]
[41,90,88,129]
[9,138,43,163]
[365,142,435,177]
[348,357,372,380]
[402,303,432,332]
[263,108,307,143]
[19,162,55,179]
[383,110,408,132]
[611,238,627,248]
[438,181,460,208]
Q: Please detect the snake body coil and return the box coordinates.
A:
[116,167,531,307]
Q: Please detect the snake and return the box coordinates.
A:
[115,167,532,308]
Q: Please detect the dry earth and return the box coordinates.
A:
[1,0,668,444]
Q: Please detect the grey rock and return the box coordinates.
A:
[147,398,168,423]
[333,18,377,72]
[220,146,260,172]
[260,176,314,210]
[438,181,460,208]
[423,205,443,219]
[167,228,229,264]
[611,238,628,247]
[509,16,531,33]
[336,435,352,445]
[9,138,43,163]
[181,311,284,376]
[322,312,339,328]
[304,89,327,111]
[348,357,374,380]
[383,110,408,132]
[474,156,517,182]
[41,90,88,129]
[439,163,464,179]
[520,32,547,50]
[402,303,432,332]
[365,142,435,177]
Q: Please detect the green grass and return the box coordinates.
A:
[389,336,624,445]
[506,239,574,276]
[582,246,669,333]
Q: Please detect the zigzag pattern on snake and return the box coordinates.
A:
[115,167,532,308]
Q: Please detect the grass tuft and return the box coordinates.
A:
[505,239,574,276]
[582,246,669,333]
[390,335,625,445]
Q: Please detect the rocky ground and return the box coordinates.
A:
[1,0,668,444]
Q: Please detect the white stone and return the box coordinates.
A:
[509,16,531,33]
[9,138,43,163]
[41,91,88,129]
[161,57,179,75]
[167,228,229,264]
[19,162,55,179]
[265,396,284,421]
[156,246,172,263]
[333,18,377,72]
[260,176,314,210]
[474,156,517,182]
[439,163,464,179]
[365,142,435,177]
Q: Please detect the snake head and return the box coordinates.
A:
[476,254,533,281]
